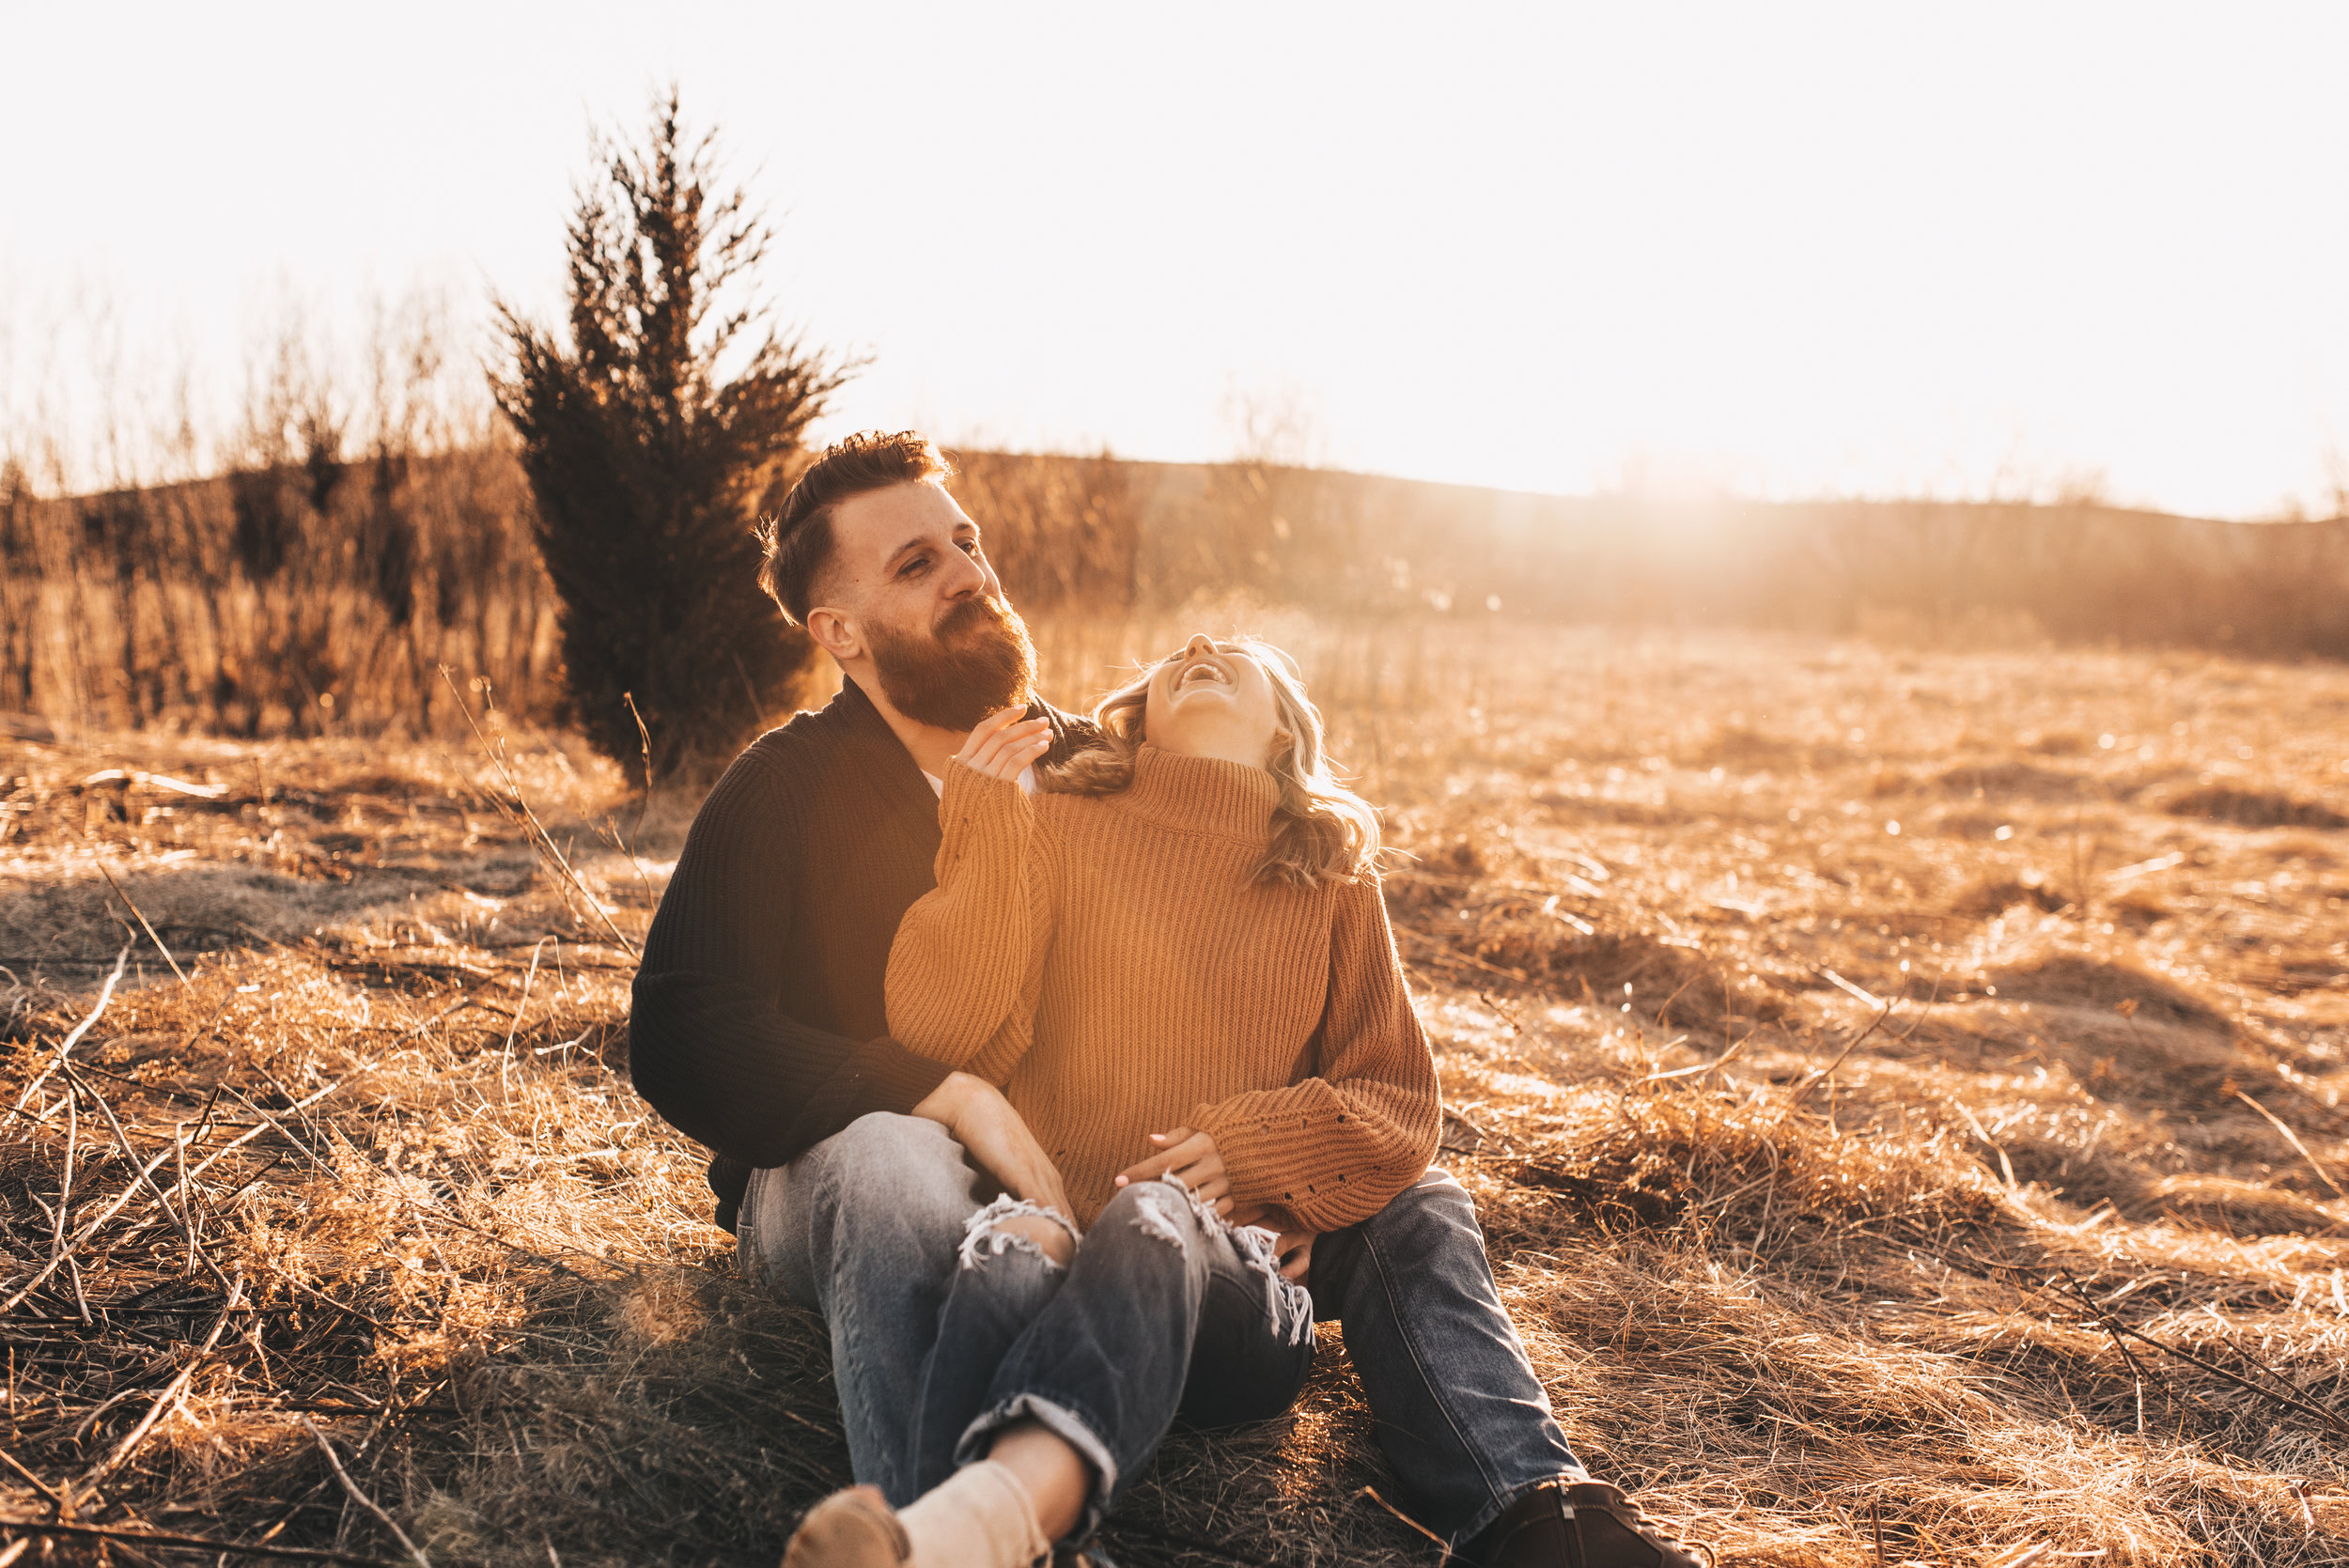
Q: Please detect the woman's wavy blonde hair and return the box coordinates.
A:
[1039,637,1381,889]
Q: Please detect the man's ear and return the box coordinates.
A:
[804,605,862,663]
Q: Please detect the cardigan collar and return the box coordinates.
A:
[830,675,941,838]
[1113,744,1280,843]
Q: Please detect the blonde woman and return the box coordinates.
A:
[784,634,1439,1567]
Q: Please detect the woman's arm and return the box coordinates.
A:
[885,736,1058,1077]
[1188,874,1440,1233]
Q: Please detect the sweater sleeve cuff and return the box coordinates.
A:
[937,761,1031,876]
[843,1034,957,1120]
[941,758,1025,815]
[1190,1101,1288,1209]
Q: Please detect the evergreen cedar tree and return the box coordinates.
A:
[494,91,854,778]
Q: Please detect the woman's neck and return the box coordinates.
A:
[1150,731,1268,768]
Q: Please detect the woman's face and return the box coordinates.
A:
[1142,634,1283,767]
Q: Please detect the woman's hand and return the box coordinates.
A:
[1113,1126,1232,1217]
[957,707,1052,783]
[913,1071,1075,1220]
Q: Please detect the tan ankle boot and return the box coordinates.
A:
[781,1485,910,1568]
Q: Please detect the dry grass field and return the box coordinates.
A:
[5,616,2349,1567]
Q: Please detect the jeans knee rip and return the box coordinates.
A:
[1133,1175,1312,1346]
[1126,1179,1195,1248]
[958,1193,1080,1271]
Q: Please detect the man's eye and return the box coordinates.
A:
[900,555,929,578]
[957,538,980,554]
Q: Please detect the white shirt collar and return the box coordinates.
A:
[920,765,1036,798]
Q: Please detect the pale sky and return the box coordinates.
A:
[6,2,2347,519]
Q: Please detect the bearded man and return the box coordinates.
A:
[628,430,1698,1568]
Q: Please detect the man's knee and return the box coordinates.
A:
[818,1112,983,1239]
[1368,1169,1478,1244]
[1312,1169,1478,1311]
[824,1109,957,1164]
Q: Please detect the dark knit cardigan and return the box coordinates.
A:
[627,677,1096,1231]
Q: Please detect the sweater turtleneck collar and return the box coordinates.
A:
[1114,744,1280,842]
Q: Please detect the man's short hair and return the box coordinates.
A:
[756,431,953,626]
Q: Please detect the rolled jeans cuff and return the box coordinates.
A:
[955,1392,1121,1544]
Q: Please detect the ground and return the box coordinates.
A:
[4,619,2349,1567]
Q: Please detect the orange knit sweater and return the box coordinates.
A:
[885,745,1439,1232]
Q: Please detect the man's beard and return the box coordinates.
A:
[868,595,1039,733]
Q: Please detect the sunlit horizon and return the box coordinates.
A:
[5,2,2346,520]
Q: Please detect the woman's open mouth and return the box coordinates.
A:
[1175,657,1232,691]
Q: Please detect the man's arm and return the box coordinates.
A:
[628,744,951,1170]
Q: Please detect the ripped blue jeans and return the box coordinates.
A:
[740,1114,1580,1549]
[911,1178,1316,1541]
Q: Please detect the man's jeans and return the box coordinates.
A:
[739,1112,1583,1547]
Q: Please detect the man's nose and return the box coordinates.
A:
[941,545,988,600]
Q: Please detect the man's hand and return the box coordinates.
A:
[956,707,1051,783]
[913,1071,1074,1220]
[1228,1203,1316,1283]
[1114,1126,1233,1217]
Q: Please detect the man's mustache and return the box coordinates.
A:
[938,596,1012,638]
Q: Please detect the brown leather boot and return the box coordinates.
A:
[1465,1480,1704,1568]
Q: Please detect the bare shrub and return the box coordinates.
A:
[0,271,555,740]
